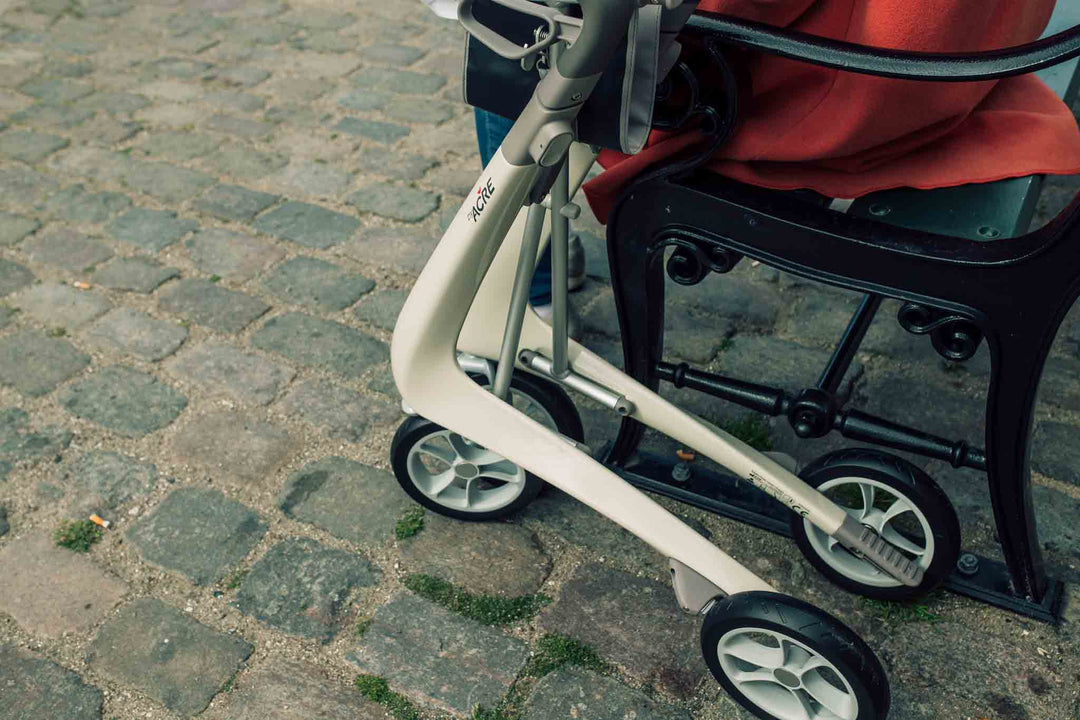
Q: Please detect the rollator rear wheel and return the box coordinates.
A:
[702,591,890,720]
[790,449,961,601]
[390,371,584,521]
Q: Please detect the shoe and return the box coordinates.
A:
[568,233,586,292]
[533,302,583,341]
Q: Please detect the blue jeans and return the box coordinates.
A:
[475,107,553,306]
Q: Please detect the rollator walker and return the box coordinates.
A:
[389,2,1080,718]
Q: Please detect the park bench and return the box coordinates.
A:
[602,0,1080,621]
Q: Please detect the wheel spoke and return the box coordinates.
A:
[428,469,457,497]
[881,524,927,557]
[790,688,816,720]
[731,668,777,685]
[721,634,785,669]
[463,476,481,508]
[803,670,857,719]
[858,483,875,520]
[479,462,523,484]
[782,640,812,673]
[881,497,915,526]
[416,440,455,466]
[447,433,476,460]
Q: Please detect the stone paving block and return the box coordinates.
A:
[218,66,271,87]
[400,514,550,596]
[384,97,456,125]
[148,56,214,80]
[78,91,150,116]
[172,409,300,483]
[89,598,254,718]
[42,184,132,223]
[278,456,412,544]
[202,90,266,113]
[208,144,290,178]
[61,366,186,437]
[22,228,114,272]
[291,31,353,53]
[268,161,352,198]
[0,506,7,536]
[262,256,374,311]
[334,117,410,144]
[166,343,295,405]
[127,487,267,585]
[339,227,437,274]
[192,184,279,221]
[19,78,94,103]
[0,165,59,204]
[525,668,691,720]
[352,67,447,94]
[263,103,320,127]
[61,450,158,515]
[261,75,333,103]
[0,407,74,461]
[1032,421,1080,486]
[203,656,386,720]
[856,372,984,447]
[83,308,188,361]
[668,274,782,330]
[203,113,275,138]
[349,593,529,714]
[0,645,103,720]
[0,330,90,397]
[138,79,203,102]
[0,258,35,296]
[237,537,380,641]
[277,379,398,442]
[538,563,707,698]
[337,89,389,111]
[92,256,179,293]
[11,102,96,129]
[158,279,270,333]
[121,161,216,203]
[184,228,285,281]
[280,8,355,29]
[252,312,389,378]
[13,282,112,329]
[360,148,437,182]
[0,211,40,246]
[358,43,425,66]
[140,130,221,161]
[353,288,408,331]
[253,200,359,249]
[718,335,862,399]
[0,129,68,163]
[582,288,732,364]
[0,533,128,638]
[109,207,197,251]
[231,21,296,46]
[349,183,439,223]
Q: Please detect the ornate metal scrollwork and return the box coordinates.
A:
[656,231,743,286]
[897,302,983,362]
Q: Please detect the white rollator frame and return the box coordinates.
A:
[394,0,922,614]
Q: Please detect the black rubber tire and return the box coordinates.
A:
[790,448,962,601]
[390,371,583,521]
[702,591,890,720]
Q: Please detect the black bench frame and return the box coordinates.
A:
[602,12,1080,622]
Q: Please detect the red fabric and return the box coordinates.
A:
[583,0,1080,223]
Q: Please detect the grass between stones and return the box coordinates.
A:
[720,415,773,451]
[355,675,421,720]
[403,574,550,626]
[394,507,425,540]
[54,519,103,552]
[526,633,610,676]
[224,569,248,590]
[355,617,373,638]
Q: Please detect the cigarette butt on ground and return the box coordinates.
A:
[676,449,696,462]
[73,281,91,290]
[89,514,111,530]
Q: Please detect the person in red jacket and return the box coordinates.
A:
[583,0,1080,224]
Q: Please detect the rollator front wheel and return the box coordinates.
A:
[702,591,890,720]
[790,449,961,601]
[390,371,584,521]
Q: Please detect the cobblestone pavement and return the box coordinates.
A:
[1,1,1079,719]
